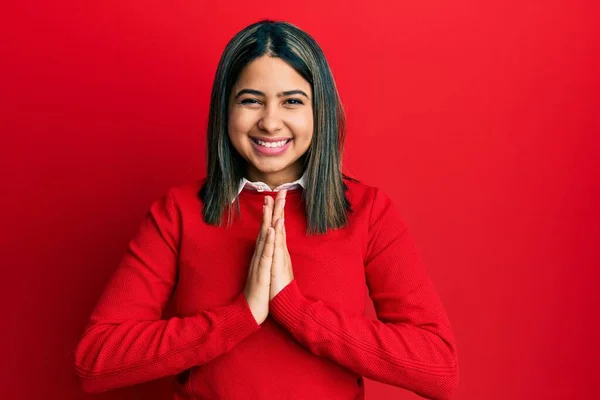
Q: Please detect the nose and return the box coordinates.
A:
[257,104,283,133]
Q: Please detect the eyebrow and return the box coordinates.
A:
[234,89,310,99]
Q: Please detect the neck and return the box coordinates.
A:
[245,163,304,191]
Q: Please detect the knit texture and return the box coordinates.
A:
[74,177,459,399]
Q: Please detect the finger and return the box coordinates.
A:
[281,196,286,241]
[252,197,273,270]
[256,196,273,246]
[271,189,287,229]
[282,215,287,243]
[258,227,275,283]
[273,218,284,271]
[266,195,274,225]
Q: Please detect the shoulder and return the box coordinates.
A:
[343,175,393,211]
[343,174,373,200]
[155,178,207,211]
[167,177,206,198]
[343,175,405,230]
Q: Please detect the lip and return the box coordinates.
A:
[250,137,293,156]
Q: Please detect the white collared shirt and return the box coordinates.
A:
[231,172,307,203]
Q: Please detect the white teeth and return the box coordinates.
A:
[254,139,290,148]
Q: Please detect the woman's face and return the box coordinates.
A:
[228,55,313,186]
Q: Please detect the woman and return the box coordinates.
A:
[74,20,459,400]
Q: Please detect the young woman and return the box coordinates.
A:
[74,20,459,400]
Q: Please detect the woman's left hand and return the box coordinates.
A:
[269,190,294,301]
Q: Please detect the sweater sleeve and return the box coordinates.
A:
[268,187,459,400]
[74,189,261,393]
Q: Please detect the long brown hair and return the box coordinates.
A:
[199,19,357,235]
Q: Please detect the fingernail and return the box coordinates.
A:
[264,196,268,205]
[279,218,285,227]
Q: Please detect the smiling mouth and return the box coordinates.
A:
[250,138,293,148]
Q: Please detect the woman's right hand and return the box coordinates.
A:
[243,192,286,325]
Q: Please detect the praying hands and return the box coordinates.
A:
[243,189,294,324]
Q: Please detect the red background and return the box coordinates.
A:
[1,1,599,399]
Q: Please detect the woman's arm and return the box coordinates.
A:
[74,189,260,393]
[269,187,459,400]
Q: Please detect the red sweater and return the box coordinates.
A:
[74,177,459,399]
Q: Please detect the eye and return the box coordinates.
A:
[285,98,304,105]
[240,98,261,105]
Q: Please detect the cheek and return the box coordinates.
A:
[288,111,314,138]
[228,110,256,136]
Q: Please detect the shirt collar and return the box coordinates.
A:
[231,171,307,203]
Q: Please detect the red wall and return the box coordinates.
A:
[1,1,598,399]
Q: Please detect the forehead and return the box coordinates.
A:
[234,56,311,93]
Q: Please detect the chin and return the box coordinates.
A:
[252,160,292,173]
